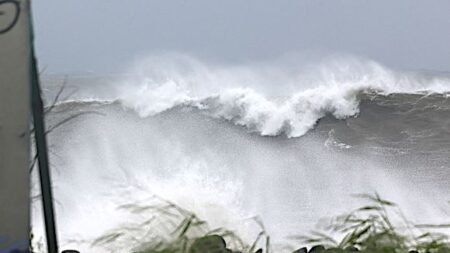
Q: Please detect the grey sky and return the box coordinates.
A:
[33,0,450,74]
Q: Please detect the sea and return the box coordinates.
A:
[31,55,450,252]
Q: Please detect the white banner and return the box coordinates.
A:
[0,0,30,251]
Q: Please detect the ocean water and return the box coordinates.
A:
[32,55,450,252]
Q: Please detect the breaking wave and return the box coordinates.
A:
[36,55,450,252]
[52,55,450,137]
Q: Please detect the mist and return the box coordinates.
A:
[33,0,450,74]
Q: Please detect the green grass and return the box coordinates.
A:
[294,193,450,253]
[90,193,449,253]
[91,195,266,253]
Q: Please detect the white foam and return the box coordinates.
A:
[34,56,450,251]
[109,55,450,137]
[47,54,450,137]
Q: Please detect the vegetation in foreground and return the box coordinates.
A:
[56,194,450,253]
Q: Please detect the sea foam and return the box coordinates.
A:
[51,54,450,137]
[113,55,450,137]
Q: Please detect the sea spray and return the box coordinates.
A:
[32,55,450,252]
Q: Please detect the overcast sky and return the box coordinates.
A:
[33,0,450,74]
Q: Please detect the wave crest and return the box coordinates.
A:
[195,87,361,137]
[53,55,450,137]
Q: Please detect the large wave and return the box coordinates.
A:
[52,54,450,137]
[36,55,450,252]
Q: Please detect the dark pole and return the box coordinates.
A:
[30,47,59,253]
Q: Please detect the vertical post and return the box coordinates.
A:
[30,53,59,253]
[29,3,59,253]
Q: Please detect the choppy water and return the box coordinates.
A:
[32,56,450,252]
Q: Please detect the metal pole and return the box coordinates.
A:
[30,42,59,253]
